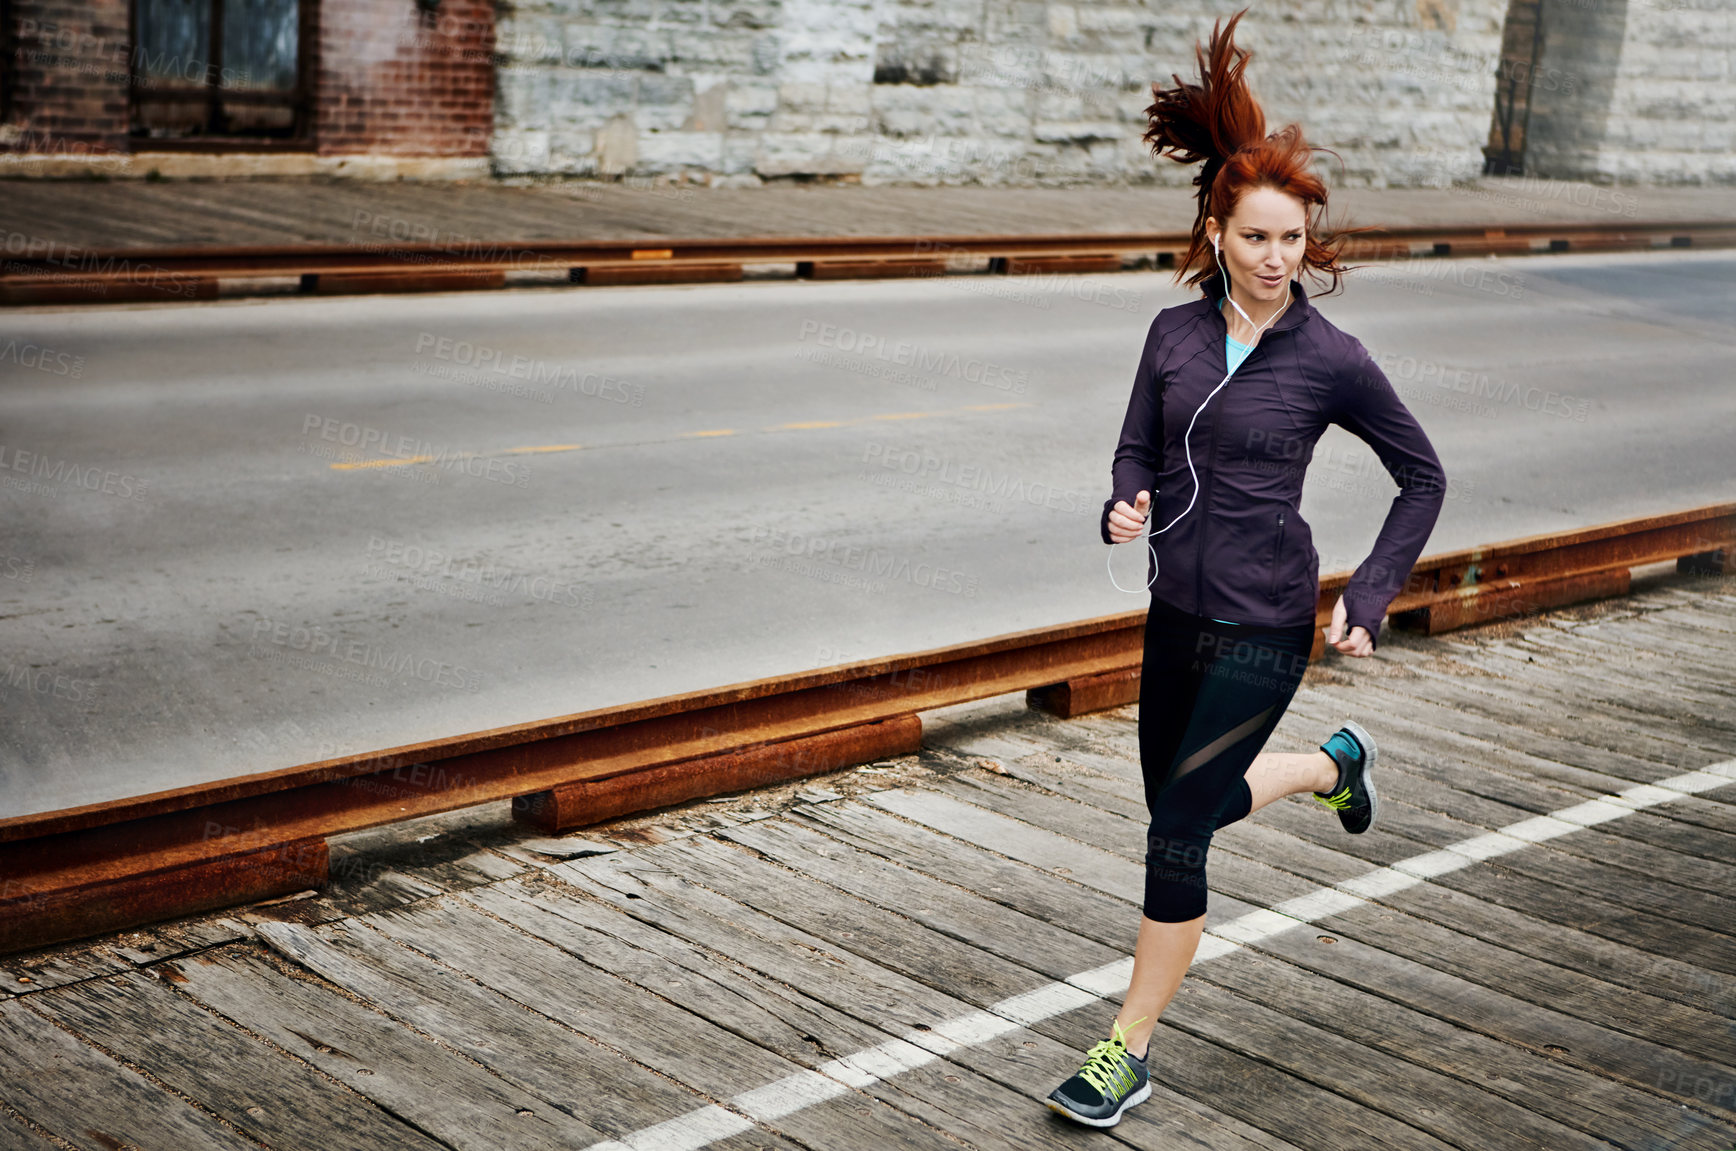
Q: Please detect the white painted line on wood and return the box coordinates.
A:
[584,758,1735,1150]
[589,1104,752,1151]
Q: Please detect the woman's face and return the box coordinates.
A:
[1207,186,1308,306]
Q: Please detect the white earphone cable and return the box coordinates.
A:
[1106,236,1292,593]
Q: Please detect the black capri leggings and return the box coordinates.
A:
[1138,592,1318,923]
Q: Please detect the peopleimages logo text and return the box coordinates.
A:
[300,415,532,486]
[0,444,149,498]
[248,617,483,690]
[414,333,642,404]
[0,338,85,377]
[746,525,980,598]
[797,320,1029,393]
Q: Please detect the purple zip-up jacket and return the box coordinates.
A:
[1100,272,1446,650]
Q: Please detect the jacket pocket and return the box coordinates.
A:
[1268,510,1287,600]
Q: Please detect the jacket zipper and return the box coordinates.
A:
[1199,302,1283,615]
[1196,326,1234,615]
[1195,400,1220,614]
[1269,510,1286,599]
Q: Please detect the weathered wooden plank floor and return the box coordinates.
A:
[3,179,1734,252]
[3,569,1733,1150]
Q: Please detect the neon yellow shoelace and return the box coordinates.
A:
[1314,786,1353,810]
[1074,1016,1147,1099]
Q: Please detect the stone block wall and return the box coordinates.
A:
[1526,0,1735,183]
[491,0,1529,186]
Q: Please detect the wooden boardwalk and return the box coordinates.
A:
[2,571,1733,1150]
[3,179,1734,252]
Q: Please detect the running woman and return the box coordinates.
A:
[1046,10,1447,1128]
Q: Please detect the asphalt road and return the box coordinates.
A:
[2,249,1732,820]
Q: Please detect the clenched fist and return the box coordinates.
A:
[1106,490,1151,544]
[1326,595,1375,658]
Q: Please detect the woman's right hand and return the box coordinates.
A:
[1106,490,1151,543]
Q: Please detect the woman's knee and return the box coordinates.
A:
[1214,776,1254,831]
[1143,820,1211,921]
[1145,824,1209,872]
[1142,850,1211,922]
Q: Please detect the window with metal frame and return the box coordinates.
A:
[129,0,312,147]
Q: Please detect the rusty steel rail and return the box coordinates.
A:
[1382,501,1735,631]
[1,502,1730,953]
[3,219,1733,305]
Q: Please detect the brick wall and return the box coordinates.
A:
[1,0,493,162]
[0,0,131,158]
[313,0,495,156]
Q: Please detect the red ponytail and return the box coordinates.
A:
[1143,9,1355,295]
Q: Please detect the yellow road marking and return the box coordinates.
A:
[329,403,1033,472]
[331,454,444,471]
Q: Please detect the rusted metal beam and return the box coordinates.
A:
[0,276,219,305]
[0,620,1140,951]
[304,270,508,295]
[1026,667,1143,719]
[0,833,326,956]
[1392,569,1634,634]
[797,258,952,280]
[575,262,744,286]
[1382,501,1736,633]
[2,220,1730,305]
[1,501,1730,953]
[0,610,1144,845]
[515,714,923,831]
[996,254,1126,275]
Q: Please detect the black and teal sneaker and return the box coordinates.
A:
[1314,720,1378,834]
[1046,1018,1150,1128]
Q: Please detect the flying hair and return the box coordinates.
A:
[1143,8,1360,295]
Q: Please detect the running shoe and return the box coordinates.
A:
[1313,720,1378,834]
[1045,1017,1150,1127]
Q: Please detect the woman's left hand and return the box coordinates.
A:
[1327,596,1375,657]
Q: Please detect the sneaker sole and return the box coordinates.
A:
[1046,1082,1151,1128]
[1340,719,1379,833]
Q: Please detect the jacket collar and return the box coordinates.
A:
[1199,271,1314,336]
